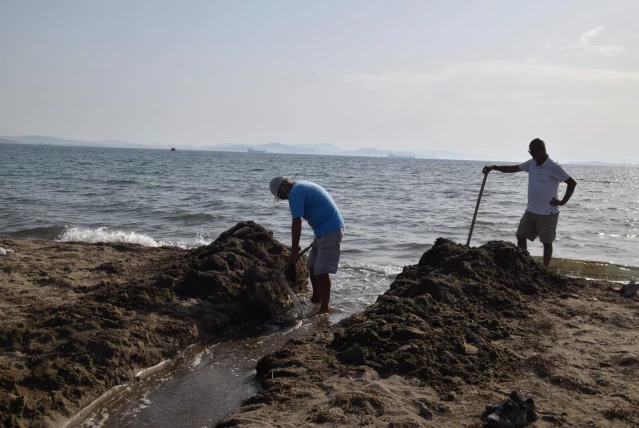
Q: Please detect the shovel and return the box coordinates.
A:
[275,244,313,275]
[467,167,490,246]
[270,244,313,318]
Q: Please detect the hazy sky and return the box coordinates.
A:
[1,0,638,162]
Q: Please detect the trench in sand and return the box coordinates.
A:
[72,257,637,427]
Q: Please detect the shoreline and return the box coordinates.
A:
[0,221,309,427]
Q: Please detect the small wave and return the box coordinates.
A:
[189,354,203,371]
[82,412,109,428]
[597,232,628,238]
[401,242,433,251]
[59,227,166,246]
[340,262,403,276]
[105,179,138,185]
[58,227,213,248]
[167,213,218,222]
[6,225,67,239]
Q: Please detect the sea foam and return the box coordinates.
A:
[58,226,212,249]
[339,262,403,276]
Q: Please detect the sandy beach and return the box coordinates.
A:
[0,222,308,427]
[2,227,639,427]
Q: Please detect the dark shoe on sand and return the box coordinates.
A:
[509,391,538,422]
[485,398,527,428]
[620,281,638,298]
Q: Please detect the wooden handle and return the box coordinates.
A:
[277,244,313,273]
[467,170,489,246]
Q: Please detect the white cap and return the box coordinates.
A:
[269,176,286,203]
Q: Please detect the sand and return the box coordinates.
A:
[2,228,639,427]
[219,239,639,427]
[0,221,308,427]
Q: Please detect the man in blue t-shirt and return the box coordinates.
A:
[269,176,344,314]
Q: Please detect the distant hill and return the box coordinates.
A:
[0,135,450,159]
[294,143,342,153]
[3,135,635,164]
[0,135,153,149]
[0,134,489,161]
[211,142,333,155]
[341,148,391,157]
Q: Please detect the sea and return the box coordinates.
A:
[1,142,638,427]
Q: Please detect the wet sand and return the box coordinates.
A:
[0,222,308,427]
[2,230,639,427]
[219,239,639,427]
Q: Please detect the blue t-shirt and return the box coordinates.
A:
[288,181,344,236]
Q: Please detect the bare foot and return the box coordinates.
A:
[310,295,321,303]
[317,306,332,315]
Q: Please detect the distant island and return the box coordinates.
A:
[0,135,444,159]
[1,135,636,165]
[388,152,415,159]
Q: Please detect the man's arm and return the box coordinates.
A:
[485,165,522,173]
[550,177,577,206]
[290,217,302,262]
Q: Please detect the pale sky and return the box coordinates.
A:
[1,0,638,162]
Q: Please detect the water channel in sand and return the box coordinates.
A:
[76,302,342,428]
[73,259,638,428]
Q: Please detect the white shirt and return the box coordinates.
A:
[519,157,571,215]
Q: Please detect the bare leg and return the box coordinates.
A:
[317,273,332,314]
[309,267,321,303]
[543,243,553,267]
[517,237,527,250]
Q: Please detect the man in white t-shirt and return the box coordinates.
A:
[485,138,577,266]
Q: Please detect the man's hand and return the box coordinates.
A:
[550,197,565,207]
[289,246,299,264]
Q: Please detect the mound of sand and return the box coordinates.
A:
[0,221,306,427]
[220,239,639,427]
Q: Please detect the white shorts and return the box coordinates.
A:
[307,228,344,275]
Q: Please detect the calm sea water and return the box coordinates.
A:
[2,143,638,267]
[2,143,639,427]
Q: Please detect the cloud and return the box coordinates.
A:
[578,25,606,45]
[560,26,627,56]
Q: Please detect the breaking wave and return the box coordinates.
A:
[58,227,212,248]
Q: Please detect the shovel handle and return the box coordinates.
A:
[277,244,313,273]
[467,169,489,246]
